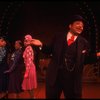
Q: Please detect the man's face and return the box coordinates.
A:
[69,21,84,35]
[0,39,6,47]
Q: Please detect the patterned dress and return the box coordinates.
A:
[22,45,37,90]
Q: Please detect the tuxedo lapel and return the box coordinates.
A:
[76,36,86,71]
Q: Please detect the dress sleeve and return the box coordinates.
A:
[4,50,22,73]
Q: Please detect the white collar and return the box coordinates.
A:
[67,32,78,41]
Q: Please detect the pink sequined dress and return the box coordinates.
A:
[22,45,37,90]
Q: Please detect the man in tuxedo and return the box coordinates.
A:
[31,15,100,98]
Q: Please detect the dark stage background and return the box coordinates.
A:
[0,1,100,51]
[0,1,100,82]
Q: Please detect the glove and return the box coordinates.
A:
[4,70,10,74]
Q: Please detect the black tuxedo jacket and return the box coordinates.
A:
[41,32,97,87]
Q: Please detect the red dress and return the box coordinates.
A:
[22,46,37,90]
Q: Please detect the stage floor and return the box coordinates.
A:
[7,81,100,99]
[2,69,100,99]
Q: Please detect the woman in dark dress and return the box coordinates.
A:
[4,40,25,98]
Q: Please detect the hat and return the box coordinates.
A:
[25,34,32,41]
[68,15,85,24]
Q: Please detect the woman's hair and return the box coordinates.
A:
[24,34,32,41]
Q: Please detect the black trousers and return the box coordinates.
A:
[46,68,82,99]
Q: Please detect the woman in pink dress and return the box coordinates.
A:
[22,34,37,98]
